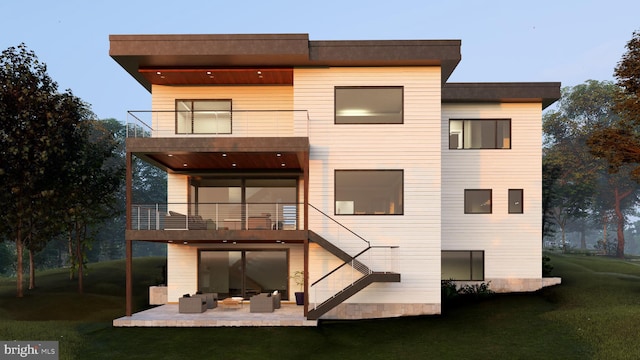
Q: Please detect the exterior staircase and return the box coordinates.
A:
[307,230,401,320]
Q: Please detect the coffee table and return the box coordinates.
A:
[219,297,244,310]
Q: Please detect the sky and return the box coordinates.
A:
[1,0,639,120]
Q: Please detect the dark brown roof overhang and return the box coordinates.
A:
[442,82,561,109]
[109,33,462,91]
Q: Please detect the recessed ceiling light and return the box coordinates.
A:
[156,71,162,75]
[183,163,188,167]
[281,163,286,167]
[232,163,237,167]
[206,71,212,75]
[257,71,262,75]
[222,153,227,157]
[168,154,173,157]
[276,153,282,157]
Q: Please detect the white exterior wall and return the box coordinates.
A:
[441,103,543,280]
[150,85,295,137]
[295,67,442,307]
[167,173,188,215]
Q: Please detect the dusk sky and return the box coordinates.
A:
[1,0,638,120]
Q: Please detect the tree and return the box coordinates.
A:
[543,81,612,250]
[544,80,636,254]
[61,119,124,293]
[588,31,640,177]
[0,44,88,297]
[542,158,562,240]
[586,30,640,257]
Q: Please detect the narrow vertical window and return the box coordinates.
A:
[508,189,523,214]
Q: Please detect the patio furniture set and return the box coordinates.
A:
[178,292,282,313]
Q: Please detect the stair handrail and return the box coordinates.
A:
[308,203,370,247]
[310,245,399,311]
[310,246,372,287]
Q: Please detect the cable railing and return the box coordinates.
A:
[126,109,310,138]
[310,246,399,310]
[307,203,370,256]
[306,203,399,309]
[130,202,300,231]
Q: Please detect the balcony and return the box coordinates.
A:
[127,202,307,243]
[131,202,299,231]
[126,110,310,138]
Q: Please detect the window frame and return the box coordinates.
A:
[441,250,485,281]
[449,119,512,149]
[334,86,404,124]
[464,189,492,214]
[175,99,233,135]
[508,189,524,214]
[334,169,404,215]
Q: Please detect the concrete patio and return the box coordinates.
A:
[113,302,317,327]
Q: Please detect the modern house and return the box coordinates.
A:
[110,33,560,321]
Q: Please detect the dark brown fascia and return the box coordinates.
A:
[442,82,561,109]
[309,40,461,82]
[109,33,462,91]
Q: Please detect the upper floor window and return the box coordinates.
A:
[335,87,403,124]
[176,99,232,134]
[464,189,492,214]
[335,170,403,215]
[449,119,511,149]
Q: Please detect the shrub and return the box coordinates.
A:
[441,279,458,301]
[441,280,494,306]
[458,282,494,299]
[542,255,554,276]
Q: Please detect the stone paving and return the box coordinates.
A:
[113,302,317,327]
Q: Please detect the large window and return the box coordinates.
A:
[464,189,492,214]
[199,250,289,299]
[190,178,297,230]
[441,251,484,281]
[176,99,232,134]
[335,87,403,124]
[335,170,403,215]
[508,189,524,214]
[449,119,511,149]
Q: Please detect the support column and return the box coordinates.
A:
[302,150,309,317]
[125,150,133,316]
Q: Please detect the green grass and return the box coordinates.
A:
[2,254,640,359]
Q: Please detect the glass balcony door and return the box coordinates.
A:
[198,250,288,299]
[191,178,297,230]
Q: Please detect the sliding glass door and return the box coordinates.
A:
[198,250,289,299]
[191,177,297,230]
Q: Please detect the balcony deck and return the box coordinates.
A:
[113,302,317,327]
[126,229,308,243]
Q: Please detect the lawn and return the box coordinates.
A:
[1,253,640,359]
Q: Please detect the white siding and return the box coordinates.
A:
[295,67,442,305]
[167,173,188,215]
[441,103,543,279]
[150,85,296,137]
